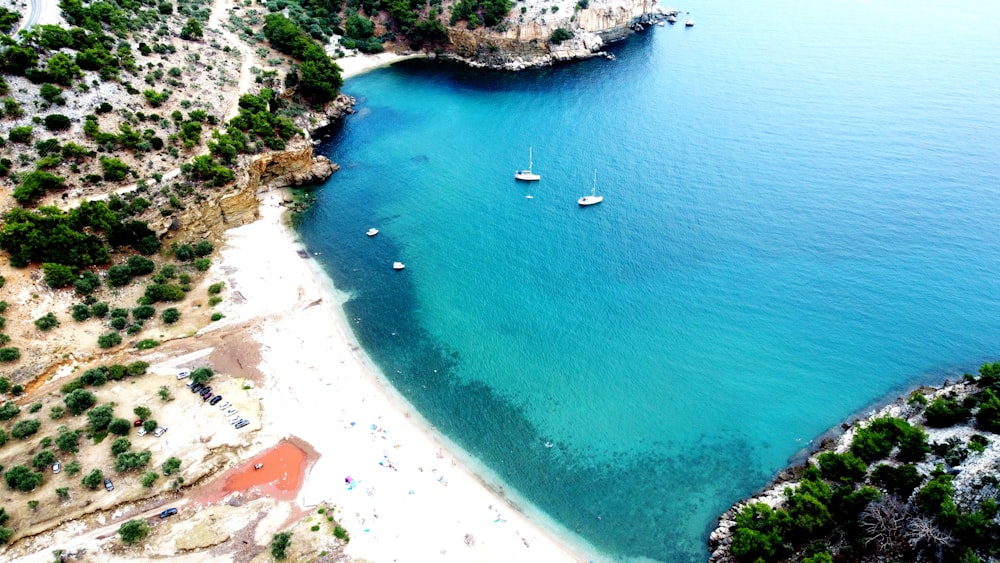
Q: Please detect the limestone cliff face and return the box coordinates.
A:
[155,143,337,243]
[245,145,338,193]
[446,0,672,70]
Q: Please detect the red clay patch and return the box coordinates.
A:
[195,439,311,505]
[224,440,307,500]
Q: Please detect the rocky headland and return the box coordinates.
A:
[445,0,679,70]
[709,369,1000,562]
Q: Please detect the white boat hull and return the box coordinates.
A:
[578,195,604,206]
[515,171,540,181]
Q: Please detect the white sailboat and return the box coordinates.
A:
[515,147,541,181]
[578,170,604,206]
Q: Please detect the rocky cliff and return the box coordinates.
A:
[446,0,675,70]
[157,93,355,244]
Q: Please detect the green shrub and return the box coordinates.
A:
[194,257,211,271]
[29,402,42,414]
[4,465,43,492]
[925,396,971,427]
[49,405,65,420]
[108,418,132,436]
[35,312,60,331]
[56,429,80,453]
[191,367,213,385]
[161,308,180,324]
[916,471,954,515]
[975,389,1000,433]
[114,450,152,472]
[119,519,151,544]
[87,404,114,432]
[42,263,76,288]
[270,531,292,560]
[44,114,71,131]
[11,418,41,439]
[63,389,96,415]
[75,271,101,295]
[81,468,103,489]
[0,348,19,362]
[817,452,867,484]
[90,302,109,317]
[127,255,156,276]
[141,470,158,487]
[98,332,123,349]
[32,449,56,470]
[12,170,66,205]
[9,125,33,143]
[111,437,131,455]
[107,265,133,287]
[550,27,574,44]
[100,157,129,182]
[0,401,20,420]
[162,456,181,476]
[133,305,156,320]
[72,304,91,322]
[211,312,224,321]
[136,339,160,350]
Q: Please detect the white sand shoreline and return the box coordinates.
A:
[336,51,429,80]
[214,189,595,562]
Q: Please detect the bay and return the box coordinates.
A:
[296,0,1000,560]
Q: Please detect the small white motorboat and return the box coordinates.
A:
[367,228,379,237]
[393,262,406,270]
[685,19,694,27]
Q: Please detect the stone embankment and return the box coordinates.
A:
[707,379,1000,562]
[447,0,679,70]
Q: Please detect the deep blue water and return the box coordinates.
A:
[295,0,1000,560]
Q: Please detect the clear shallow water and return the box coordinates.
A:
[296,0,1000,560]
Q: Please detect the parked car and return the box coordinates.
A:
[52,461,61,474]
[210,396,223,406]
[235,420,250,430]
[227,414,241,423]
[133,419,143,427]
[191,383,204,393]
[159,507,178,518]
[104,478,114,491]
[153,427,168,437]
[202,393,213,402]
[199,386,213,396]
[233,418,248,427]
[176,371,190,380]
[186,380,196,388]
[218,401,231,410]
[137,427,147,437]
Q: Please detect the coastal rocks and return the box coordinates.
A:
[151,181,260,244]
[299,92,356,136]
[445,0,671,70]
[246,145,339,192]
[707,378,1000,562]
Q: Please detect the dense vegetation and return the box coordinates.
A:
[450,0,510,29]
[263,14,343,104]
[726,362,1000,562]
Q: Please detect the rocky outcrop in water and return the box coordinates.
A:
[446,0,677,70]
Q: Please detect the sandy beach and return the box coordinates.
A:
[335,51,429,80]
[212,192,587,562]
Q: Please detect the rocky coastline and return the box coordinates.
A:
[443,0,680,70]
[708,374,1000,562]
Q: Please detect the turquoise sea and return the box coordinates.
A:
[296,0,1000,560]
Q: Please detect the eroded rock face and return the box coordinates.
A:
[446,0,672,69]
[246,145,339,193]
